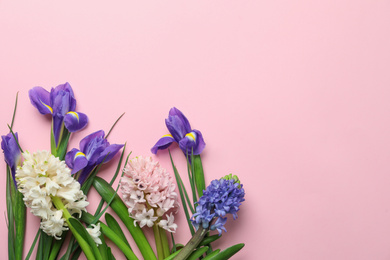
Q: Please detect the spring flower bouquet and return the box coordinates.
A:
[3,83,245,260]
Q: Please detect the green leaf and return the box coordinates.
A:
[25,229,40,260]
[80,212,137,260]
[202,243,245,260]
[105,112,125,139]
[13,190,26,260]
[92,177,154,259]
[186,152,198,205]
[199,235,221,247]
[193,155,205,198]
[202,249,220,259]
[68,218,101,260]
[6,167,15,260]
[105,213,132,250]
[92,177,156,260]
[169,151,195,235]
[10,92,18,129]
[97,234,108,260]
[56,128,70,160]
[163,249,182,260]
[187,246,209,260]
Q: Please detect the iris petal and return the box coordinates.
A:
[169,107,191,133]
[97,144,124,164]
[51,82,76,112]
[151,135,175,154]
[79,130,105,153]
[64,112,88,132]
[178,129,205,155]
[28,87,53,115]
[65,148,88,174]
[1,132,21,185]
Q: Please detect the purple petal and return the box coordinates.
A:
[79,130,105,153]
[1,132,21,185]
[178,130,206,155]
[97,144,124,164]
[65,148,88,174]
[169,107,191,133]
[166,115,189,142]
[52,113,64,146]
[151,135,175,154]
[51,82,76,112]
[28,87,52,115]
[64,112,88,132]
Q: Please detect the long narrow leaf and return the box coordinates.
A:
[202,243,245,260]
[6,167,15,260]
[80,212,138,260]
[187,246,209,260]
[92,177,156,260]
[105,112,125,139]
[105,213,132,250]
[25,230,40,260]
[68,218,101,260]
[169,151,195,235]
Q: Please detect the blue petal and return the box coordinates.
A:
[65,148,88,174]
[64,112,88,132]
[165,107,192,142]
[151,134,175,154]
[169,107,191,133]
[28,87,52,115]
[97,144,124,164]
[51,82,76,112]
[79,130,105,153]
[1,132,21,185]
[178,129,206,155]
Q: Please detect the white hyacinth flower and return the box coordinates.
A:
[16,151,89,239]
[86,223,102,245]
[158,213,178,233]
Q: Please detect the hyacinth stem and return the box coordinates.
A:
[153,224,164,259]
[173,226,208,260]
[159,227,170,258]
[51,196,97,260]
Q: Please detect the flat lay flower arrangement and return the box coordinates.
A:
[3,83,245,260]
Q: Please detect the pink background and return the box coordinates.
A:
[1,1,390,259]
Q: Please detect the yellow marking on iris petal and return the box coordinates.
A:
[40,100,53,114]
[75,151,86,158]
[185,132,196,142]
[67,111,80,120]
[162,134,173,138]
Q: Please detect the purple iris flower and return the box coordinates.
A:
[151,107,205,156]
[29,82,88,145]
[65,130,124,184]
[1,132,21,186]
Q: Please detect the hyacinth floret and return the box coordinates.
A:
[120,156,179,232]
[16,150,89,239]
[191,176,245,235]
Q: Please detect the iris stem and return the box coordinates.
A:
[173,227,208,260]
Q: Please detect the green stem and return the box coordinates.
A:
[159,227,170,258]
[173,227,208,260]
[153,224,164,260]
[51,196,96,260]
